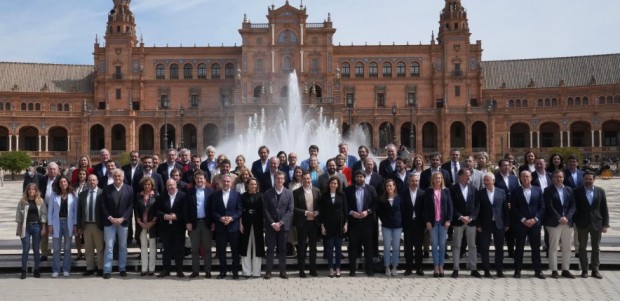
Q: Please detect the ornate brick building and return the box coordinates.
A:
[1,0,619,164]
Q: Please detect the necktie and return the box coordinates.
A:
[88,190,95,222]
[587,190,593,205]
[453,163,458,182]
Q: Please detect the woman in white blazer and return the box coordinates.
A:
[47,175,77,277]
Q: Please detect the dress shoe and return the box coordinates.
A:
[33,270,41,278]
[439,272,444,278]
[484,271,492,278]
[309,270,318,277]
[433,272,440,278]
[561,270,575,279]
[534,272,546,279]
[40,255,48,262]
[232,272,239,280]
[263,273,272,280]
[423,251,430,258]
[496,271,505,278]
[189,272,199,278]
[103,273,111,279]
[147,272,155,276]
[513,271,521,278]
[82,270,95,276]
[592,270,603,279]
[217,273,227,279]
[20,272,26,279]
[205,271,212,279]
[140,272,147,277]
[551,271,559,278]
[97,271,104,277]
[416,270,425,276]
[403,269,412,276]
[279,272,289,279]
[177,271,185,278]
[349,271,356,277]
[471,270,482,278]
[76,254,85,261]
[580,271,588,278]
[299,271,307,278]
[119,271,127,277]
[157,271,171,278]
[366,270,374,277]
[451,270,459,278]
[444,253,450,259]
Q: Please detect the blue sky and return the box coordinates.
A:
[1,0,618,65]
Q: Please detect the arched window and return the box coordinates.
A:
[156,64,165,79]
[57,103,63,111]
[608,95,614,104]
[411,62,420,77]
[382,62,392,77]
[508,99,514,108]
[197,64,207,79]
[615,95,620,104]
[169,64,179,79]
[575,97,581,106]
[552,98,558,106]
[211,63,220,79]
[50,103,55,111]
[355,62,364,78]
[544,98,550,106]
[282,57,292,73]
[515,99,521,107]
[396,62,406,77]
[21,103,26,111]
[567,97,573,106]
[183,63,193,79]
[0,102,3,110]
[64,103,70,111]
[522,99,528,107]
[369,62,378,78]
[35,103,40,111]
[599,96,606,104]
[583,96,588,105]
[225,63,235,79]
[341,62,350,78]
[5,102,10,110]
[538,99,543,107]
[28,103,34,111]
[277,30,298,44]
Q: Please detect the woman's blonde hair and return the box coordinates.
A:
[21,183,43,206]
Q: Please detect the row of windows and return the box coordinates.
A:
[508,95,620,107]
[0,102,71,112]
[598,95,620,105]
[155,63,236,80]
[341,61,420,78]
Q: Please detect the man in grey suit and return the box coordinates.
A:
[574,171,609,279]
[263,171,294,279]
[76,174,104,276]
[463,155,483,190]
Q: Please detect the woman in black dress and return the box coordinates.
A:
[240,177,265,278]
[319,176,348,278]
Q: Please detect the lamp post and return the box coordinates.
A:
[162,96,169,151]
[74,139,79,163]
[407,94,416,151]
[345,95,354,137]
[179,106,185,148]
[391,104,397,144]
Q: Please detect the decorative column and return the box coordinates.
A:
[38,135,42,151]
[560,132,564,147]
[8,135,12,151]
[45,135,49,152]
[15,135,19,151]
[67,135,71,152]
[536,132,540,149]
[598,130,602,147]
[529,131,533,148]
[591,130,595,147]
[567,131,571,147]
[507,131,511,149]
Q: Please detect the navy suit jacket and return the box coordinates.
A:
[211,189,242,232]
[157,190,187,229]
[344,184,377,228]
[543,185,576,227]
[449,183,479,226]
[531,170,552,189]
[573,185,609,231]
[351,160,378,175]
[476,188,510,230]
[156,162,184,183]
[511,185,545,228]
[377,195,403,229]
[184,186,214,229]
[262,187,294,231]
[441,160,463,187]
[365,172,384,196]
[121,164,142,186]
[494,172,519,200]
[378,159,395,179]
[344,154,358,169]
[388,170,411,195]
[251,159,268,181]
[101,184,134,227]
[419,168,451,191]
[400,188,426,228]
[132,169,165,196]
[563,168,584,188]
[422,187,453,226]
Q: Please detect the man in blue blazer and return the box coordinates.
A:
[477,172,510,278]
[511,170,546,279]
[563,155,584,254]
[251,145,270,180]
[449,168,481,278]
[543,170,576,279]
[185,171,215,278]
[262,171,294,279]
[211,174,243,279]
[101,169,134,279]
[419,153,452,190]
[494,159,520,258]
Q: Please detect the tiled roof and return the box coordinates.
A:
[482,53,620,89]
[0,62,94,93]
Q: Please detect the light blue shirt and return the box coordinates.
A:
[196,187,205,219]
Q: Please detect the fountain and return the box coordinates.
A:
[215,71,370,164]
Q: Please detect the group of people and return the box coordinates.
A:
[15,144,610,281]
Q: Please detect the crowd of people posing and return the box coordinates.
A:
[15,143,609,281]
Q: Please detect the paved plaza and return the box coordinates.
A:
[1,178,619,300]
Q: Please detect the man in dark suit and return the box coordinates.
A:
[338,142,358,168]
[574,171,609,279]
[101,169,134,279]
[532,157,553,255]
[388,157,410,194]
[378,143,397,179]
[23,166,42,192]
[563,155,585,254]
[260,157,290,192]
[344,170,377,277]
[419,152,451,190]
[132,155,165,195]
[401,173,426,276]
[251,145,270,180]
[293,172,321,277]
[122,151,142,185]
[211,174,243,279]
[351,145,377,174]
[543,170,576,279]
[92,148,111,181]
[157,148,183,183]
[511,170,546,279]
[199,145,217,177]
[441,148,463,187]
[98,160,118,189]
[281,152,299,181]
[76,174,104,276]
[495,158,520,258]
[183,155,204,189]
[185,171,215,278]
[156,179,187,278]
[449,168,481,278]
[263,171,294,279]
[477,172,510,278]
[362,157,384,258]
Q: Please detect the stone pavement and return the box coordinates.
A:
[0,271,620,301]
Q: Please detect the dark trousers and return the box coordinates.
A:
[403,221,425,271]
[577,225,602,271]
[514,225,542,272]
[505,226,515,256]
[216,230,240,275]
[160,226,185,272]
[372,215,379,257]
[479,225,505,272]
[347,220,374,273]
[296,221,319,273]
[265,228,288,273]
